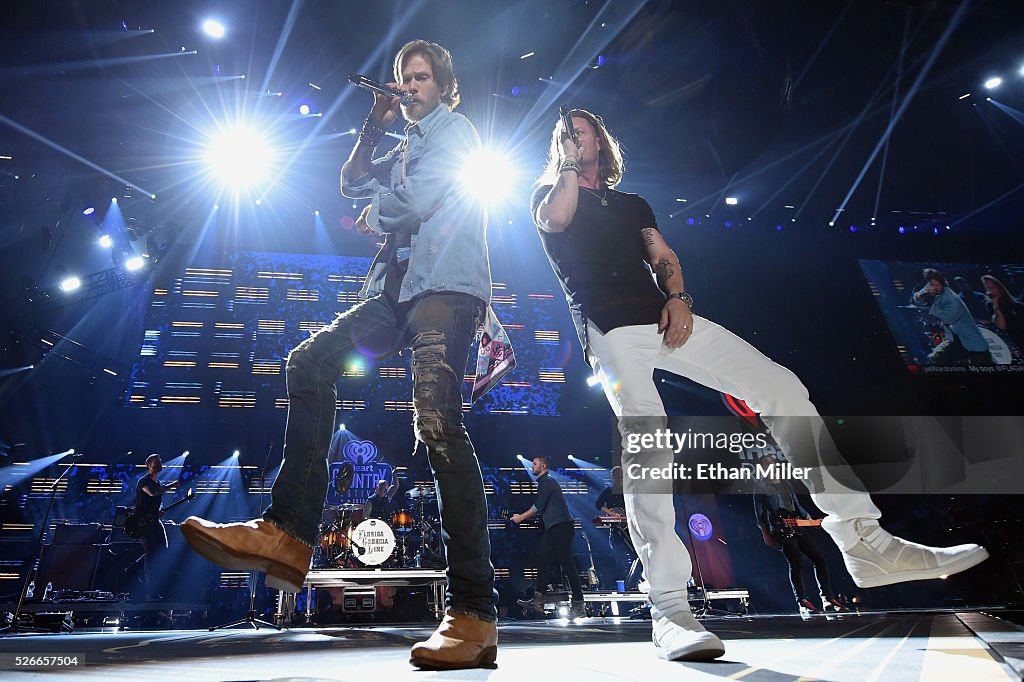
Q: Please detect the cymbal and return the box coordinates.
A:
[406,486,436,499]
[326,503,364,511]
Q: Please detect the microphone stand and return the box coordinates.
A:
[208,443,281,631]
[1,449,77,635]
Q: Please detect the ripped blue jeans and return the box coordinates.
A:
[263,292,497,621]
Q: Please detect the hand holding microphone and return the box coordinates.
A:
[349,74,410,128]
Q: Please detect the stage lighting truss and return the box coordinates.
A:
[43,259,149,311]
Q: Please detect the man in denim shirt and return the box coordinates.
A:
[913,268,993,366]
[181,40,496,670]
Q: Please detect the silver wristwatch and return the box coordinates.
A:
[668,291,694,309]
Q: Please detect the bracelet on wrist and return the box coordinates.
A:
[359,117,387,146]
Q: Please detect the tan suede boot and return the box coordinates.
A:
[180,516,311,592]
[409,609,498,670]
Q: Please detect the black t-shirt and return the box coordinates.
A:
[531,185,666,347]
[366,493,391,520]
[135,475,162,516]
[595,485,625,513]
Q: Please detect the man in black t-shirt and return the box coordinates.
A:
[364,479,398,520]
[532,108,987,661]
[511,456,585,619]
[135,454,172,599]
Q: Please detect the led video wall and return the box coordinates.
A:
[127,251,572,415]
[860,259,1024,374]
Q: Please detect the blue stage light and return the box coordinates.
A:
[98,234,113,248]
[299,104,311,116]
[60,276,81,292]
[511,86,520,97]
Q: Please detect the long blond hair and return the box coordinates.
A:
[537,108,624,188]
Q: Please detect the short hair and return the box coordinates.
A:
[611,466,623,477]
[393,40,460,111]
[538,108,625,188]
[145,454,162,467]
[923,268,947,287]
[376,480,389,488]
[533,455,550,469]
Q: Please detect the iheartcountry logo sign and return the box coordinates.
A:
[326,439,393,505]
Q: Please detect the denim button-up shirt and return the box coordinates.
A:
[342,104,491,304]
[915,287,989,352]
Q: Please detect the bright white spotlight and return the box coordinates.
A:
[586,375,601,387]
[98,234,113,248]
[298,104,311,116]
[82,206,95,216]
[205,126,273,187]
[125,256,145,271]
[60,276,81,292]
[984,77,1002,90]
[339,423,346,431]
[461,147,517,204]
[232,450,240,458]
[724,197,738,205]
[202,20,225,38]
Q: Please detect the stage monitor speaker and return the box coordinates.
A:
[37,543,100,591]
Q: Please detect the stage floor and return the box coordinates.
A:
[1,610,1021,681]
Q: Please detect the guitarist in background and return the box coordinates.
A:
[135,454,175,600]
[753,455,846,617]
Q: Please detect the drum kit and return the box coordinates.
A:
[313,485,444,569]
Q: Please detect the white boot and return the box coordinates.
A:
[825,518,988,588]
[651,609,725,661]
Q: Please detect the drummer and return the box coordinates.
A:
[364,479,399,521]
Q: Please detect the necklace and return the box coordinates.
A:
[581,185,608,207]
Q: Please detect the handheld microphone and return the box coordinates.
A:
[348,74,414,104]
[559,105,578,146]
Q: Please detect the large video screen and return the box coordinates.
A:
[126,251,571,415]
[859,259,1024,374]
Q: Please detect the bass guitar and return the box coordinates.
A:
[124,488,195,538]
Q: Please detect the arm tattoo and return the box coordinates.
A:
[641,228,656,248]
[654,257,675,289]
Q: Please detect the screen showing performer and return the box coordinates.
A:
[860,259,1024,373]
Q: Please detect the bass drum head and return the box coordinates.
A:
[351,518,395,566]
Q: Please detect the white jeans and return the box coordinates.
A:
[586,316,880,620]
